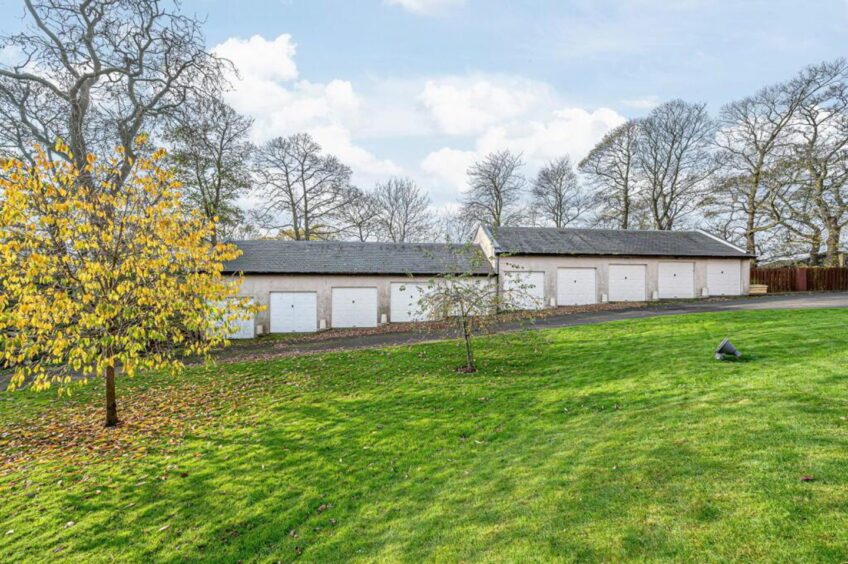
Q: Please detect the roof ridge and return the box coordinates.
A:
[488,225,702,234]
[228,239,473,248]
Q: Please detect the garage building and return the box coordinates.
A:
[223,240,492,334]
[474,225,754,308]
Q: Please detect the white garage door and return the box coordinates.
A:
[227,314,255,339]
[556,268,597,306]
[215,299,255,339]
[658,262,695,299]
[332,287,378,328]
[503,271,545,310]
[707,260,741,296]
[270,292,317,333]
[609,264,647,302]
[390,282,429,322]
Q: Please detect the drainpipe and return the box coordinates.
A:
[494,253,501,314]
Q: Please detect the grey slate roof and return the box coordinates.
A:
[223,240,493,275]
[482,226,754,258]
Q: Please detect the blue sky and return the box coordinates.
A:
[3,0,847,207]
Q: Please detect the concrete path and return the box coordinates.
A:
[218,292,848,362]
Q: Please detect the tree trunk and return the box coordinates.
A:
[825,225,842,267]
[621,192,629,230]
[744,206,757,256]
[462,320,475,371]
[105,365,118,427]
[809,233,822,267]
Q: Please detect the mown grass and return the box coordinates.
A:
[1,308,848,562]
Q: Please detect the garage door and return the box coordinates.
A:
[707,260,741,296]
[503,271,545,310]
[332,287,378,328]
[270,292,317,333]
[658,262,695,299]
[556,268,597,306]
[390,282,429,322]
[227,312,255,339]
[609,265,646,302]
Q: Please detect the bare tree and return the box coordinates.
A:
[462,150,526,227]
[637,100,716,230]
[579,120,640,229]
[254,133,354,240]
[768,164,827,264]
[789,61,848,266]
[435,207,476,243]
[373,177,434,242]
[164,96,253,244]
[335,187,380,242]
[710,61,848,255]
[414,250,538,373]
[0,0,225,186]
[531,156,588,228]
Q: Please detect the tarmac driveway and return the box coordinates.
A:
[217,292,848,363]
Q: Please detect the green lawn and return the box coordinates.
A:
[2,308,848,562]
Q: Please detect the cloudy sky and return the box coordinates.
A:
[5,0,846,208]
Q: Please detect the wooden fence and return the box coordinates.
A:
[751,267,848,292]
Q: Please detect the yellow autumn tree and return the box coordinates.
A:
[0,142,257,426]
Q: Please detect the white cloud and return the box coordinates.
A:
[311,124,401,176]
[420,76,554,135]
[421,147,477,195]
[214,34,298,82]
[420,106,625,194]
[384,0,465,15]
[477,107,625,163]
[212,35,624,206]
[213,34,400,180]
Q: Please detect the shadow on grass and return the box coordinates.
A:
[4,308,848,561]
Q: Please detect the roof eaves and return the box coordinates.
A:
[221,269,492,276]
[490,251,756,259]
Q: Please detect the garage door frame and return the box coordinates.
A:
[657,261,695,299]
[331,287,379,328]
[269,291,318,333]
[608,264,647,302]
[556,267,597,306]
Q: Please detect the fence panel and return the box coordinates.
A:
[751,267,848,292]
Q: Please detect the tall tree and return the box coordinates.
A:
[637,100,716,230]
[711,61,848,255]
[254,133,354,240]
[0,144,254,426]
[435,207,476,243]
[531,156,588,228]
[334,186,380,242]
[164,96,254,244]
[373,177,433,243]
[462,150,526,228]
[768,164,827,264]
[790,61,848,265]
[579,120,640,229]
[0,0,224,186]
